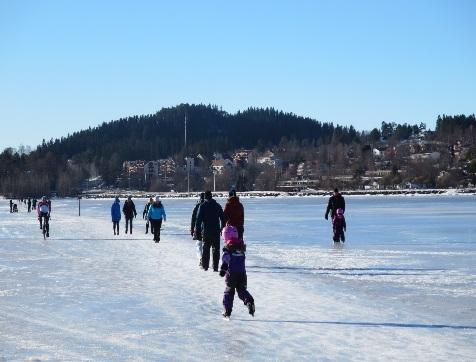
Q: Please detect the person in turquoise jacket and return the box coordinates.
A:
[148,196,166,243]
[111,197,121,235]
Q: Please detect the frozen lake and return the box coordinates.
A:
[1,195,475,361]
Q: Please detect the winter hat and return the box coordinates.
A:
[229,189,236,197]
[204,190,212,200]
[155,195,161,203]
[115,197,120,202]
[222,224,238,241]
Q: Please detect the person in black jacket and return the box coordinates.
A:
[143,197,154,234]
[325,188,346,220]
[194,190,225,272]
[122,195,137,234]
[191,193,205,267]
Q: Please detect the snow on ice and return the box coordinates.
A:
[0,196,475,360]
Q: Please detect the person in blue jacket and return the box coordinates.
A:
[148,196,166,243]
[111,197,121,235]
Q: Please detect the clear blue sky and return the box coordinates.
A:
[0,0,474,150]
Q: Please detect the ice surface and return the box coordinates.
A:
[1,196,475,360]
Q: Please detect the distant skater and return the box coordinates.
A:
[27,198,32,212]
[325,188,346,220]
[147,196,166,243]
[332,208,346,242]
[111,197,121,236]
[194,191,225,272]
[32,198,37,210]
[191,193,205,267]
[224,189,244,239]
[122,196,137,234]
[219,225,255,319]
[143,197,154,234]
[9,199,13,213]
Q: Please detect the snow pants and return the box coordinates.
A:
[333,226,345,242]
[223,272,254,315]
[201,233,220,271]
[150,219,162,242]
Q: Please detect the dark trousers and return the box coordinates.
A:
[223,273,253,315]
[202,233,220,271]
[333,226,345,242]
[125,217,133,233]
[113,221,119,234]
[146,220,155,234]
[39,213,49,233]
[237,226,244,240]
[150,219,162,241]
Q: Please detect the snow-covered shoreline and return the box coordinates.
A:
[75,188,476,199]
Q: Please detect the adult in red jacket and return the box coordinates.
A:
[224,190,244,240]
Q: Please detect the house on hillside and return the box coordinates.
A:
[211,159,234,174]
[257,151,283,169]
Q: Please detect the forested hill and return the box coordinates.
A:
[1,104,474,197]
[36,103,358,161]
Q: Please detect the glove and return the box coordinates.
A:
[219,270,226,277]
[325,214,328,220]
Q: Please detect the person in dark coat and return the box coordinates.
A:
[191,193,205,266]
[325,188,346,220]
[27,198,32,212]
[9,199,13,213]
[143,197,154,234]
[111,197,121,235]
[223,189,244,239]
[32,198,37,210]
[194,190,225,272]
[122,195,137,234]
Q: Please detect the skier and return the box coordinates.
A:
[111,197,121,236]
[143,197,154,234]
[223,189,245,239]
[147,196,166,243]
[219,225,255,319]
[332,208,346,242]
[37,196,51,237]
[325,188,345,220]
[194,190,225,272]
[27,198,32,213]
[122,195,137,234]
[191,193,205,267]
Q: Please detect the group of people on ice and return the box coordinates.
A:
[16,187,344,319]
[111,195,166,242]
[9,197,37,213]
[190,189,254,319]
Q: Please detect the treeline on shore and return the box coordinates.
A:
[0,104,475,197]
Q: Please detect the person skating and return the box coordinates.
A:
[219,227,255,319]
[143,197,154,234]
[147,196,166,243]
[223,189,244,239]
[191,193,205,267]
[27,198,32,213]
[194,190,225,272]
[111,197,121,236]
[325,188,346,220]
[9,199,13,213]
[122,196,137,234]
[332,208,346,242]
[37,196,51,237]
[32,198,37,210]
